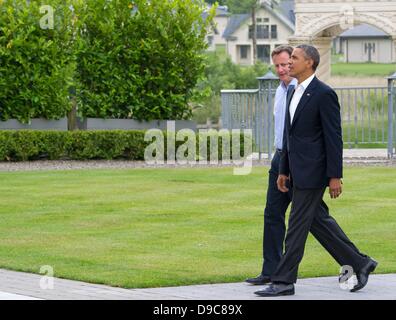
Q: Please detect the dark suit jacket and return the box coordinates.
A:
[279,76,343,189]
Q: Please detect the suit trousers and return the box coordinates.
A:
[261,150,291,277]
[271,186,370,284]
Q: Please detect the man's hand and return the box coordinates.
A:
[277,174,289,193]
[329,178,342,199]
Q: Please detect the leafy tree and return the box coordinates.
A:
[0,0,78,123]
[0,0,215,123]
[76,0,216,121]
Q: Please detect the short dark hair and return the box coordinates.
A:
[271,45,293,59]
[296,44,320,71]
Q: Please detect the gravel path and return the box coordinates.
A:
[0,158,394,172]
[0,148,393,171]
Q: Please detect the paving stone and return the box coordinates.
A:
[0,269,395,300]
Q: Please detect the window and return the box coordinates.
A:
[364,42,375,62]
[257,45,270,63]
[240,45,250,59]
[257,25,269,39]
[249,25,269,39]
[256,18,269,23]
[364,43,375,54]
[271,25,277,39]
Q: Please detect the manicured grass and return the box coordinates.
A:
[331,63,396,77]
[0,167,395,288]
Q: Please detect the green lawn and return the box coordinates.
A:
[331,62,396,77]
[0,167,395,288]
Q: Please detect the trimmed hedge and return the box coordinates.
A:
[0,130,252,162]
[76,0,215,121]
[0,0,215,122]
[0,0,77,123]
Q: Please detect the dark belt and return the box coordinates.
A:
[276,148,283,154]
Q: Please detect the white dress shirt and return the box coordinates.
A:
[273,78,298,150]
[289,74,315,124]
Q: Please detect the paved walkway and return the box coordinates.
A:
[0,269,395,300]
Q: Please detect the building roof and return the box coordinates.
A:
[223,14,250,39]
[339,24,390,38]
[278,0,295,24]
[268,2,294,32]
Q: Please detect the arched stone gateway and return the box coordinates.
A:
[289,0,396,81]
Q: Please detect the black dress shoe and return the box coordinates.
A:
[254,283,295,297]
[351,258,378,292]
[245,274,271,285]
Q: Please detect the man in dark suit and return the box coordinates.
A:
[254,45,377,297]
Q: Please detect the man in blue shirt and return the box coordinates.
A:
[246,46,297,285]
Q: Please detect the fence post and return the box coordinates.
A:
[257,69,279,160]
[387,72,396,159]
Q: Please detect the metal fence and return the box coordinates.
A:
[221,88,274,159]
[221,76,396,159]
[335,86,388,147]
[387,73,396,159]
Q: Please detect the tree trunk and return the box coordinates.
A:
[251,6,257,65]
[68,92,78,131]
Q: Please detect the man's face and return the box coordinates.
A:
[289,48,313,78]
[272,51,291,82]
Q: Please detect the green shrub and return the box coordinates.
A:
[38,131,71,160]
[7,131,41,161]
[75,0,215,120]
[0,0,215,123]
[0,0,77,123]
[122,131,147,160]
[0,131,12,161]
[0,130,252,162]
[67,131,129,160]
